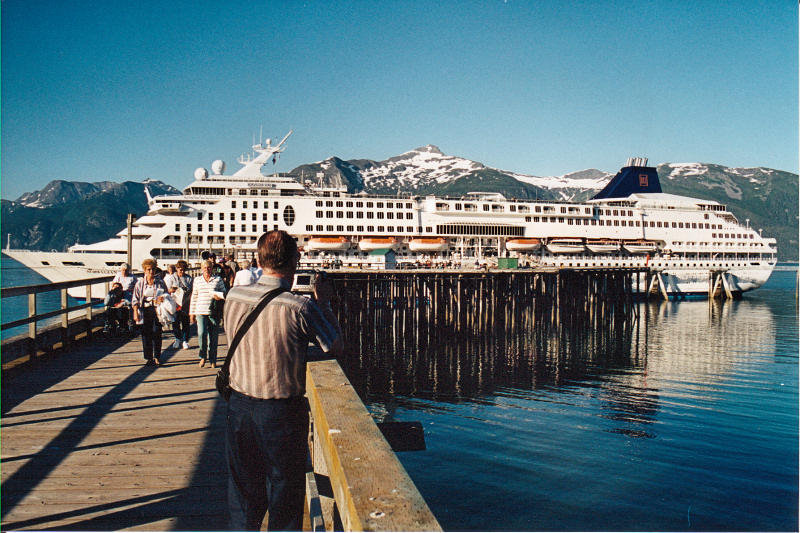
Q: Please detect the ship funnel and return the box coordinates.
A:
[625,157,649,167]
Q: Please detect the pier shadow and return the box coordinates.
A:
[1,333,229,531]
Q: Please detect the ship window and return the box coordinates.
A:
[283,205,296,226]
[407,226,414,232]
[406,213,413,219]
[483,205,490,211]
[241,225,246,232]
[357,212,363,219]
[274,202,278,209]
[175,224,180,231]
[306,225,313,231]
[535,206,541,213]
[378,226,385,232]
[326,201,333,207]
[337,225,344,231]
[219,224,224,232]
[232,201,236,208]
[230,224,235,232]
[263,213,268,221]
[347,225,354,231]
[243,201,248,208]
[357,225,364,231]
[337,211,343,218]
[377,212,384,219]
[356,201,363,207]
[62,261,86,266]
[693,223,698,229]
[273,213,278,221]
[377,202,384,208]
[41,261,50,265]
[367,226,374,232]
[317,225,323,231]
[346,201,353,207]
[326,211,333,218]
[251,213,257,221]
[252,225,257,232]
[510,205,516,212]
[336,201,343,207]
[316,211,323,217]
[316,201,323,207]
[367,202,374,208]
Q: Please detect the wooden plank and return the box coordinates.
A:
[306,360,441,532]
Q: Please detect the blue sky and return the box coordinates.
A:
[2,0,797,200]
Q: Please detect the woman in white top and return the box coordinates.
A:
[189,260,226,368]
[233,260,257,287]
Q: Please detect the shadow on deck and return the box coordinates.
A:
[1,332,229,531]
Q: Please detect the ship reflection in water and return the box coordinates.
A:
[335,287,796,532]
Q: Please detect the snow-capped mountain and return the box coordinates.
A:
[15,179,179,208]
[289,145,612,201]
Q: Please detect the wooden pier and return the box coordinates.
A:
[2,266,649,531]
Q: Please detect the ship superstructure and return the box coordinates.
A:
[4,135,777,298]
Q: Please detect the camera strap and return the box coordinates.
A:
[219,287,287,376]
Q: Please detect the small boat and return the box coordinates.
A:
[306,237,351,251]
[623,239,658,254]
[586,239,621,254]
[359,237,399,251]
[546,238,585,254]
[408,237,449,252]
[505,238,542,252]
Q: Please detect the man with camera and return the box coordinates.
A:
[222,230,342,531]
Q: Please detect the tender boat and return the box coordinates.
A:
[358,237,399,251]
[306,237,351,251]
[505,238,542,252]
[408,237,449,252]
[586,239,621,254]
[623,239,658,254]
[546,238,585,254]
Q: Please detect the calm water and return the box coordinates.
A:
[3,258,797,530]
[338,270,799,532]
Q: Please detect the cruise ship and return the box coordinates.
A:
[3,132,777,299]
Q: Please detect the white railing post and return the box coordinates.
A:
[28,292,37,358]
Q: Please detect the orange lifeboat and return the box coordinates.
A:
[408,237,448,252]
[306,237,350,251]
[505,238,542,252]
[358,237,399,251]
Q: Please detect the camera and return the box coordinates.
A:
[292,269,325,294]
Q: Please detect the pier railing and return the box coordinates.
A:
[1,275,115,370]
[306,359,442,531]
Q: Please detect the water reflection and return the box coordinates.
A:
[337,295,777,441]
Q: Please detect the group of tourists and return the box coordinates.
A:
[106,236,341,530]
[107,252,264,368]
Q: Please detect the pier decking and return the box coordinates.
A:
[2,334,230,531]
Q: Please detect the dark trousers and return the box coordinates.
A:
[140,307,162,361]
[172,310,191,342]
[225,392,308,531]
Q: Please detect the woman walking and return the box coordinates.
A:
[165,260,193,349]
[189,259,226,368]
[132,258,169,367]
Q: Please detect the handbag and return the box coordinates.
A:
[209,297,224,325]
[216,287,286,401]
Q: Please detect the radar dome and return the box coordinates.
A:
[211,160,226,175]
[194,167,209,180]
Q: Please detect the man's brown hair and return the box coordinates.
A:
[257,230,297,272]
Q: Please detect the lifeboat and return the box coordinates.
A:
[505,238,542,252]
[546,238,585,254]
[586,239,621,254]
[623,239,658,254]
[358,237,399,251]
[408,237,449,252]
[306,237,350,251]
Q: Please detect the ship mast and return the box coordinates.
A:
[233,130,292,178]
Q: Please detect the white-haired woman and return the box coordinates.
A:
[189,259,226,368]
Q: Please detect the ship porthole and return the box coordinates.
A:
[283,205,296,226]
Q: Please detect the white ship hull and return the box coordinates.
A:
[4,139,778,300]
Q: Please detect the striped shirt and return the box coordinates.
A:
[223,276,340,399]
[189,275,226,316]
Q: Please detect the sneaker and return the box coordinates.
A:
[172,339,181,349]
[182,341,190,350]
